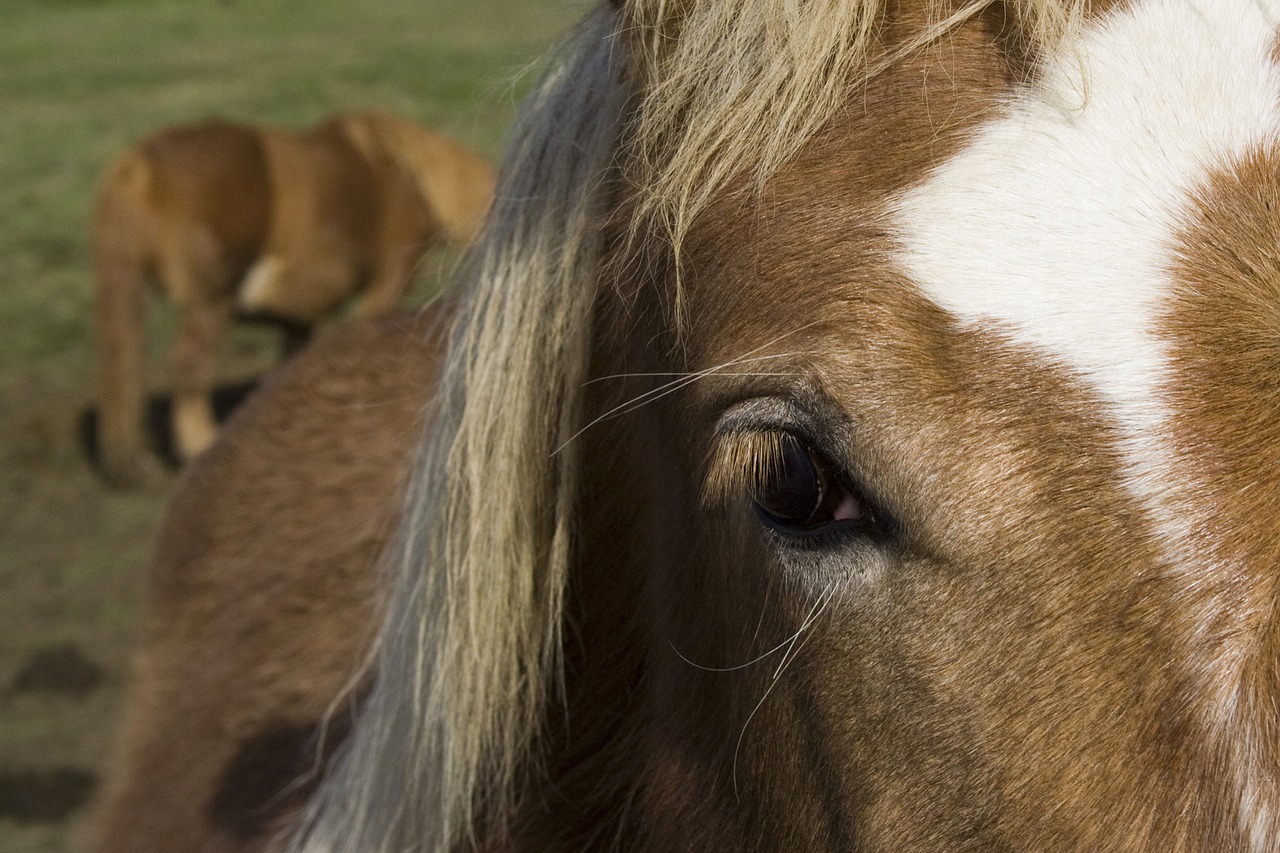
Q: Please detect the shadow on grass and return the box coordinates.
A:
[0,767,97,824]
[11,644,104,699]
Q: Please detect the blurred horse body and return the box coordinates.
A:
[93,0,1280,850]
[93,111,494,486]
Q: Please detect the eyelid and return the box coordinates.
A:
[712,396,809,436]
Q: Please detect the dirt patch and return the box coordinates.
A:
[11,644,104,699]
[0,767,97,824]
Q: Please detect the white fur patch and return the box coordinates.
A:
[894,0,1280,419]
[891,0,1280,845]
[238,255,283,313]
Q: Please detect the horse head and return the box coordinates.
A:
[295,0,1280,849]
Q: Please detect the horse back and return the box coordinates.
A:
[88,308,448,853]
[263,120,384,254]
[333,110,497,245]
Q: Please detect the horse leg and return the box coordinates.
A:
[352,247,419,317]
[170,297,233,462]
[94,152,164,487]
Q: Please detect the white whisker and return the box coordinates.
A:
[669,584,833,673]
[730,584,836,800]
[668,630,799,674]
[582,365,797,386]
[553,359,794,454]
[553,320,824,455]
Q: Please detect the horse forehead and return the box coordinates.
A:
[891,0,1280,399]
[877,0,1280,575]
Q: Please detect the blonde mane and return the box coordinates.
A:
[297,0,1087,849]
[295,10,626,850]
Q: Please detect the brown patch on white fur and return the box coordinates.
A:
[93,111,493,486]
[88,310,446,853]
[1161,146,1280,849]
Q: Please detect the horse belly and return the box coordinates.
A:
[242,129,384,322]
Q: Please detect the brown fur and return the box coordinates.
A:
[1161,146,1280,839]
[88,311,445,852]
[93,111,494,486]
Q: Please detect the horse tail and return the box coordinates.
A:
[93,149,155,487]
[344,111,498,246]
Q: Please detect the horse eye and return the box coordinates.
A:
[753,434,862,534]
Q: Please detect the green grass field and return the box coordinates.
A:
[0,1,578,849]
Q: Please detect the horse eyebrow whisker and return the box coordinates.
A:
[552,347,810,455]
[551,319,825,453]
[582,366,795,385]
[594,366,803,428]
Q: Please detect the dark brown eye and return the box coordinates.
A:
[753,434,863,533]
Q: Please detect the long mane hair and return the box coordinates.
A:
[295,0,1085,849]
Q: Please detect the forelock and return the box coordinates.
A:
[614,0,1088,258]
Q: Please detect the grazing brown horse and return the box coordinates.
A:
[92,0,1280,850]
[93,110,495,486]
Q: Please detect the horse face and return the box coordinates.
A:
[623,1,1280,848]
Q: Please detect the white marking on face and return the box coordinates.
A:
[891,0,1280,845]
[895,0,1280,419]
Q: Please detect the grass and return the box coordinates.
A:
[0,0,580,849]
